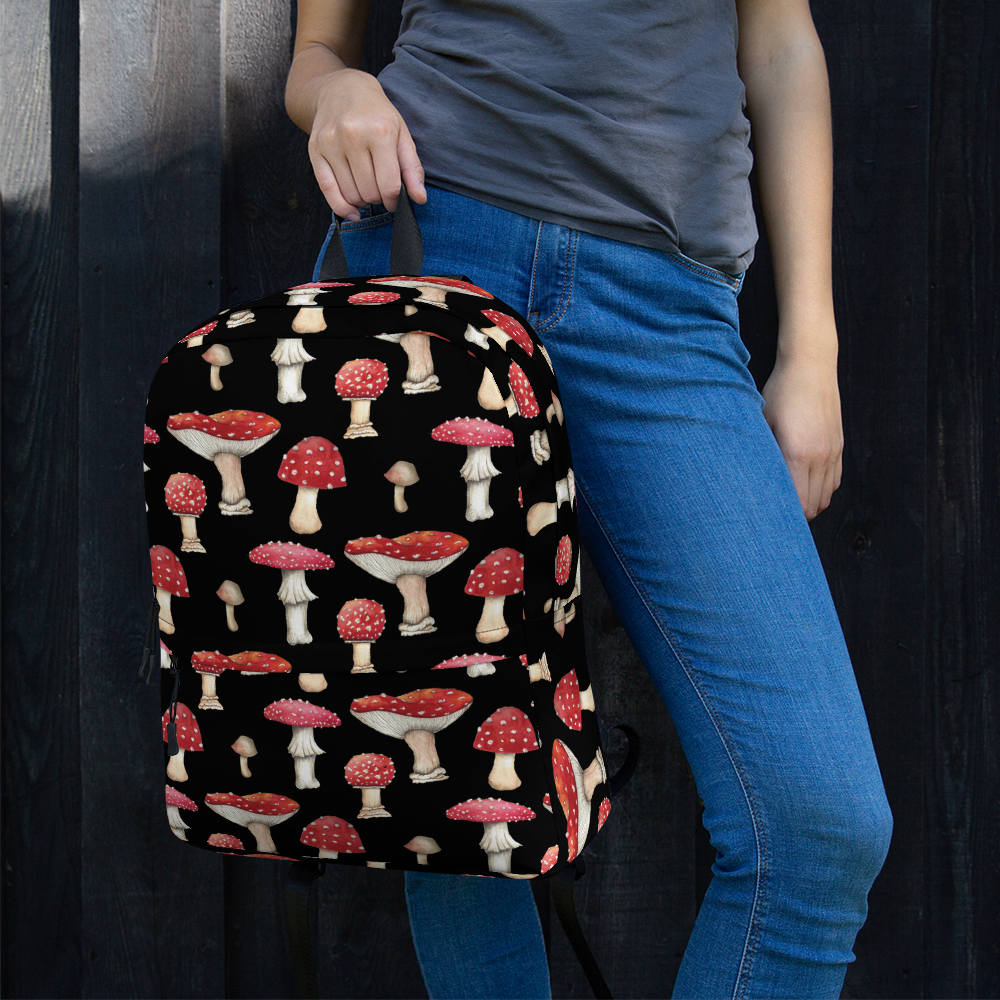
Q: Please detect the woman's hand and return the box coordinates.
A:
[308,67,426,219]
[760,341,843,521]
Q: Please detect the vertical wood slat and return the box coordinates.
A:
[77,2,225,996]
[1,1,82,996]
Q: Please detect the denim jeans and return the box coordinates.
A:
[311,185,893,1000]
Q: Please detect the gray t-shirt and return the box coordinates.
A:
[378,0,757,275]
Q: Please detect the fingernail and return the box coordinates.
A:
[346,212,360,222]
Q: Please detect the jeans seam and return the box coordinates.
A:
[535,229,578,333]
[667,251,741,292]
[575,475,767,1000]
[526,221,545,321]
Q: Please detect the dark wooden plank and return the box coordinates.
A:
[77,2,226,996]
[0,2,82,996]
[926,2,1000,996]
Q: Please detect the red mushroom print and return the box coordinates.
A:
[344,531,469,636]
[143,425,159,470]
[344,752,395,819]
[597,798,611,831]
[375,331,442,393]
[553,669,596,732]
[300,815,365,859]
[263,699,341,789]
[277,436,346,534]
[445,798,536,873]
[181,319,218,349]
[519,653,551,684]
[555,536,573,587]
[165,785,198,841]
[204,792,299,853]
[369,275,493,311]
[404,836,441,865]
[248,541,335,645]
[160,639,172,671]
[473,706,540,791]
[552,739,591,861]
[231,735,257,777]
[540,845,560,873]
[226,308,255,328]
[431,418,514,522]
[229,650,292,677]
[506,362,539,418]
[337,598,386,673]
[162,703,202,782]
[166,409,281,515]
[433,652,506,678]
[464,548,524,643]
[384,461,419,512]
[335,359,389,439]
[202,344,233,390]
[150,545,189,634]
[542,793,553,813]
[350,688,473,783]
[347,290,401,306]
[216,579,244,631]
[476,310,534,355]
[208,832,244,850]
[191,650,240,710]
[164,473,208,553]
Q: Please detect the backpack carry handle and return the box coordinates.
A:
[316,186,424,281]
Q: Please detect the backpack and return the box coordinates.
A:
[140,190,637,995]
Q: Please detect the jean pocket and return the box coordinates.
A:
[334,203,394,231]
[667,249,742,291]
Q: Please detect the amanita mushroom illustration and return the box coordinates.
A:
[553,669,596,732]
[204,792,299,853]
[263,699,341,789]
[164,473,208,553]
[597,798,611,831]
[540,845,560,873]
[248,541,335,645]
[191,650,240,710]
[150,545,189,634]
[344,752,395,819]
[473,706,540,791]
[217,580,244,631]
[431,418,514,521]
[526,470,575,536]
[208,833,244,850]
[375,331,442,393]
[404,836,441,865]
[232,735,257,777]
[368,275,493,310]
[464,547,524,643]
[165,785,198,841]
[474,310,535,354]
[143,424,159,474]
[347,290,400,306]
[433,652,506,678]
[476,365,539,418]
[542,793,553,813]
[445,798,536,873]
[160,639,172,671]
[202,344,233,390]
[285,281,352,332]
[300,815,365,859]
[162,703,202,782]
[229,650,292,679]
[551,739,591,861]
[277,436,346,534]
[226,308,255,327]
[337,598,385,673]
[553,535,574,635]
[350,688,473,783]
[384,461,419,512]
[546,392,564,425]
[181,319,218,349]
[166,409,280,515]
[519,652,551,683]
[529,429,551,465]
[271,339,316,404]
[344,531,468,636]
[335,359,389,439]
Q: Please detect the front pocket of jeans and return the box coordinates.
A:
[667,249,741,289]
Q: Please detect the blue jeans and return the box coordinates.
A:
[312,186,893,1000]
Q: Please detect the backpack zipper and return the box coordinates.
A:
[138,593,159,684]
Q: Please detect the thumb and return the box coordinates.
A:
[397,124,427,203]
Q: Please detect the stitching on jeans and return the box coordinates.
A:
[527,222,545,319]
[575,476,767,999]
[666,251,741,291]
[535,229,578,333]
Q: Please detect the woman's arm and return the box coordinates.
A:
[737,0,843,521]
[287,0,426,217]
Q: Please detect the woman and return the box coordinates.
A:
[285,2,894,997]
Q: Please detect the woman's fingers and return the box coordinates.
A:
[309,146,360,219]
[397,121,427,205]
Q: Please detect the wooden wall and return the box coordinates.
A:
[1,1,996,997]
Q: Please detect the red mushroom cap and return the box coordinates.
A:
[300,815,365,853]
[263,699,341,728]
[144,425,160,444]
[347,290,401,305]
[542,793,552,810]
[506,362,540,417]
[228,651,292,675]
[191,650,240,676]
[597,798,611,831]
[445,797,536,823]
[551,740,580,860]
[205,791,300,816]
[207,833,244,849]
[480,310,534,355]
[555,536,573,586]
[165,785,198,810]
[337,599,386,642]
[464,548,524,598]
[179,320,218,344]
[150,545,189,597]
[335,359,389,400]
[164,473,207,516]
[472,707,539,754]
[344,752,395,788]
[540,845,560,873]
[370,275,493,297]
[167,409,281,440]
[344,531,468,564]
[289,281,353,289]
[553,670,583,731]
[249,541,335,571]
[433,652,506,671]
[431,417,514,448]
[350,688,473,719]
[277,437,346,490]
[162,703,203,751]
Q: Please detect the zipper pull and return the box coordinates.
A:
[165,654,181,756]
[138,595,159,683]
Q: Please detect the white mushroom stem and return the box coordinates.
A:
[460,445,500,483]
[213,452,251,513]
[288,725,324,790]
[404,729,446,782]
[166,748,188,782]
[198,673,223,711]
[553,597,567,638]
[411,284,449,306]
[400,334,439,392]
[176,514,206,553]
[155,587,176,634]
[318,848,339,859]
[526,653,551,683]
[526,502,558,536]
[416,852,430,865]
[477,370,505,410]
[272,339,315,404]
[555,470,575,508]
[530,430,551,465]
[289,486,321,534]
[475,595,510,643]
[292,306,326,333]
[166,805,191,840]
[367,861,387,869]
[345,399,374,437]
[225,603,239,631]
[580,684,596,713]
[583,750,606,801]
[239,755,252,778]
[246,822,277,853]
[350,642,375,674]
[392,484,408,512]
[464,323,490,349]
[298,673,328,692]
[480,821,522,873]
[209,365,224,391]
[358,787,390,819]
[488,753,521,791]
[278,568,318,645]
[396,574,434,634]
[186,335,205,348]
